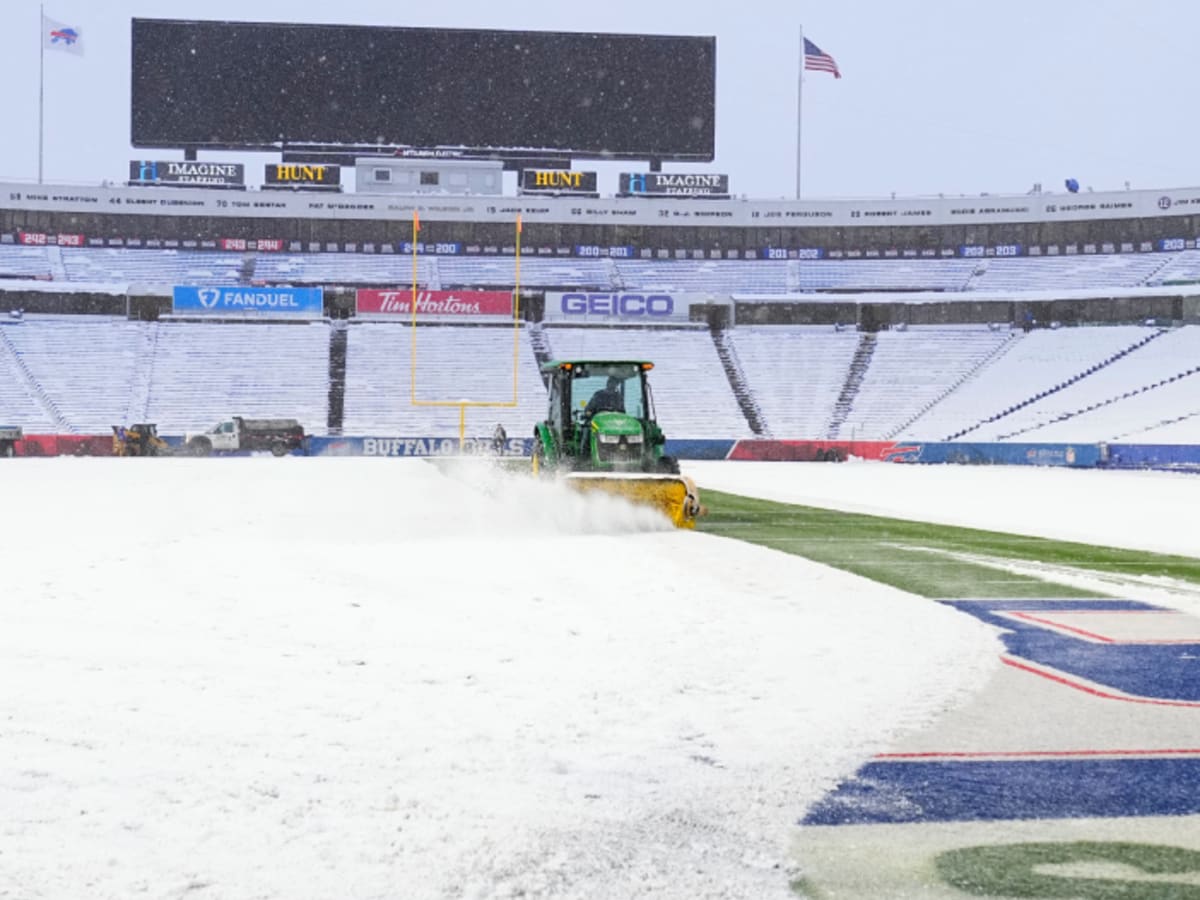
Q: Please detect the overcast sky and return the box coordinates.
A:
[3,0,1197,200]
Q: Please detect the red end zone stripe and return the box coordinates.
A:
[876,748,1200,760]
[1007,609,1200,645]
[1002,655,1200,707]
[1008,611,1115,642]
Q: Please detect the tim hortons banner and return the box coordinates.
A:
[356,289,513,318]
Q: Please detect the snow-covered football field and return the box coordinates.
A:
[2,458,1196,899]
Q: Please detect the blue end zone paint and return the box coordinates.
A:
[947,599,1200,702]
[801,758,1200,825]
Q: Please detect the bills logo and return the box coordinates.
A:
[49,27,79,45]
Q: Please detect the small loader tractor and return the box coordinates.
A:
[112,423,170,457]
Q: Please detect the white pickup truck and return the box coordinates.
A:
[185,416,305,457]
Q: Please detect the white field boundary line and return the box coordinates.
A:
[886,543,1200,618]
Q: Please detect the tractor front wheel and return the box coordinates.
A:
[657,455,682,475]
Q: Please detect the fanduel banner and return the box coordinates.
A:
[519,169,598,195]
[619,172,729,197]
[543,292,710,323]
[173,285,323,317]
[129,160,245,188]
[356,289,513,318]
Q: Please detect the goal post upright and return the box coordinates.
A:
[408,213,523,449]
[410,209,419,407]
[513,214,521,407]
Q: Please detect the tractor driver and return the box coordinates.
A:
[585,375,625,417]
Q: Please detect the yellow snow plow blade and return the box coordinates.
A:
[563,472,706,528]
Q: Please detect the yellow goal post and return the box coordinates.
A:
[408,212,523,448]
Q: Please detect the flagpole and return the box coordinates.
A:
[795,24,803,200]
[38,3,45,184]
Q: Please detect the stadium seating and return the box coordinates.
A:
[797,258,976,293]
[966,254,1167,292]
[342,323,546,437]
[543,325,753,438]
[1129,408,1200,442]
[18,244,1200,300]
[616,259,789,294]
[0,245,55,280]
[901,326,1154,440]
[254,253,434,286]
[1032,371,1200,442]
[0,315,146,432]
[844,327,1014,439]
[0,322,62,431]
[60,248,248,288]
[727,326,859,438]
[441,257,613,289]
[1,312,1198,445]
[1147,249,1200,286]
[143,321,330,434]
[988,327,1200,441]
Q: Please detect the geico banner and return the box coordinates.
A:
[356,289,513,317]
[543,292,705,323]
[173,285,324,317]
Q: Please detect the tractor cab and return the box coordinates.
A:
[532,359,702,527]
[540,360,667,471]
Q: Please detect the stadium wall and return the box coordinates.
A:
[11,434,1200,472]
[7,179,1200,262]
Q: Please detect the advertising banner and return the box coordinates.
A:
[306,436,535,457]
[727,440,1100,467]
[263,163,341,190]
[173,285,323,317]
[356,289,512,318]
[519,169,598,195]
[1104,444,1200,472]
[129,160,245,188]
[728,440,916,463]
[618,172,729,197]
[543,291,711,324]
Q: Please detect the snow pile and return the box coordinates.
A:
[0,458,999,899]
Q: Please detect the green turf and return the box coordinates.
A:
[698,489,1200,599]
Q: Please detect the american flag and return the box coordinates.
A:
[804,38,840,78]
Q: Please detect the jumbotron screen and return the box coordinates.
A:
[130,19,716,161]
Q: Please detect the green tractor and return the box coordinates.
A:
[532,360,703,527]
